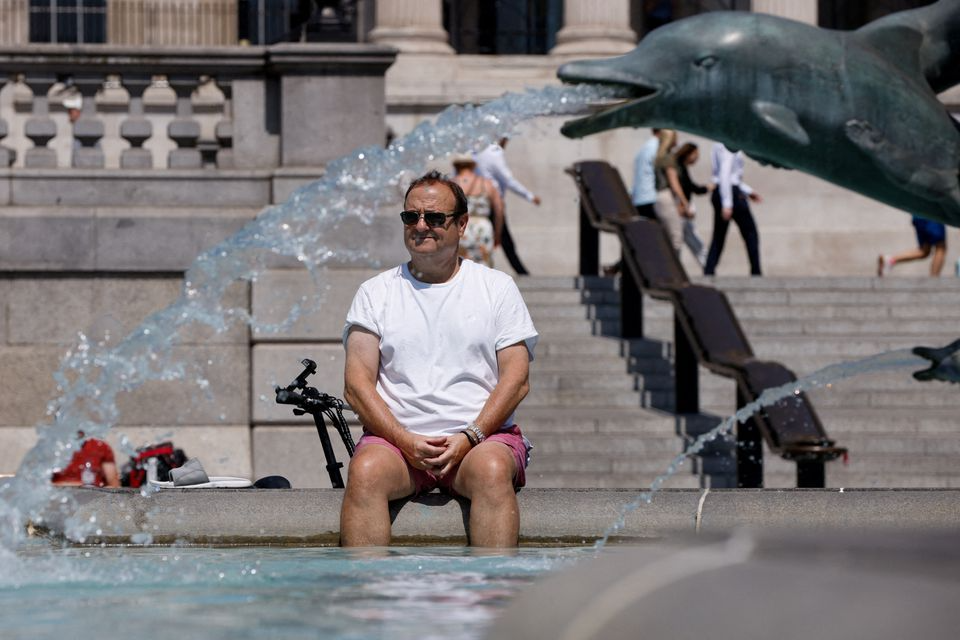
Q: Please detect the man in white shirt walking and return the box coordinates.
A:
[474,137,541,275]
[339,170,538,547]
[704,142,764,276]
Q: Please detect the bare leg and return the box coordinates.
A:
[340,444,416,547]
[879,245,932,275]
[891,246,932,265]
[453,442,520,548]
[930,242,946,276]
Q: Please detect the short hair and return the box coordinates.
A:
[404,170,468,216]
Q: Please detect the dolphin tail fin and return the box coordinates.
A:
[855,0,960,94]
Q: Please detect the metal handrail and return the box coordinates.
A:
[567,160,846,488]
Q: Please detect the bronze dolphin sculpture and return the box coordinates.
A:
[558,0,960,227]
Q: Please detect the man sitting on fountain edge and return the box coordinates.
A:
[340,170,538,547]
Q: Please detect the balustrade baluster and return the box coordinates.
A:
[71,75,106,169]
[166,75,202,169]
[120,76,154,169]
[23,75,58,168]
[0,75,14,167]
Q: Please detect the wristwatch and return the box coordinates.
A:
[465,422,486,444]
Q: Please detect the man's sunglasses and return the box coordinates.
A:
[400,210,461,227]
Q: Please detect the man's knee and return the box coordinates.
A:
[345,446,407,496]
[459,446,516,495]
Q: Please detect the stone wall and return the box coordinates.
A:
[0,44,396,485]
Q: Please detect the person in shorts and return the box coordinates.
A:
[877,215,947,277]
[340,170,538,548]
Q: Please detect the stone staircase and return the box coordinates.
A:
[517,276,960,489]
[518,276,703,490]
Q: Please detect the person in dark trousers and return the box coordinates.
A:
[704,142,763,276]
[474,137,541,275]
[675,142,711,267]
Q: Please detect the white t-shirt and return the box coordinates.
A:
[342,259,538,436]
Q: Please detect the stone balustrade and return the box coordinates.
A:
[0,44,395,176]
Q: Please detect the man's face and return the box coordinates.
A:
[403,182,466,259]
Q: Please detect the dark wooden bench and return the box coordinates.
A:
[567,160,845,488]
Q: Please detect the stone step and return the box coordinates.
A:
[739,318,955,336]
[619,315,954,337]
[525,473,702,489]
[521,289,619,306]
[517,274,958,489]
[529,434,687,456]
[748,336,958,358]
[812,408,960,433]
[697,370,952,393]
[695,355,924,377]
[723,304,960,321]
[723,289,960,306]
[530,371,674,392]
[826,453,960,474]
[535,318,622,337]
[528,453,693,475]
[702,388,956,409]
[528,304,620,320]
[524,388,671,408]
[698,276,960,292]
[517,276,615,291]
[516,406,712,435]
[536,337,672,359]
[834,434,960,455]
[532,355,673,375]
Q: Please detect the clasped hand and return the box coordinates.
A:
[406,432,472,478]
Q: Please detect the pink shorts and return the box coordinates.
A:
[354,425,530,496]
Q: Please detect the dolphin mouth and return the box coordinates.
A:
[559,76,660,138]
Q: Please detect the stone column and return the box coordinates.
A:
[752,0,817,25]
[369,0,453,54]
[551,0,635,56]
[0,0,29,46]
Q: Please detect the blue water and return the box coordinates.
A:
[0,545,589,640]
